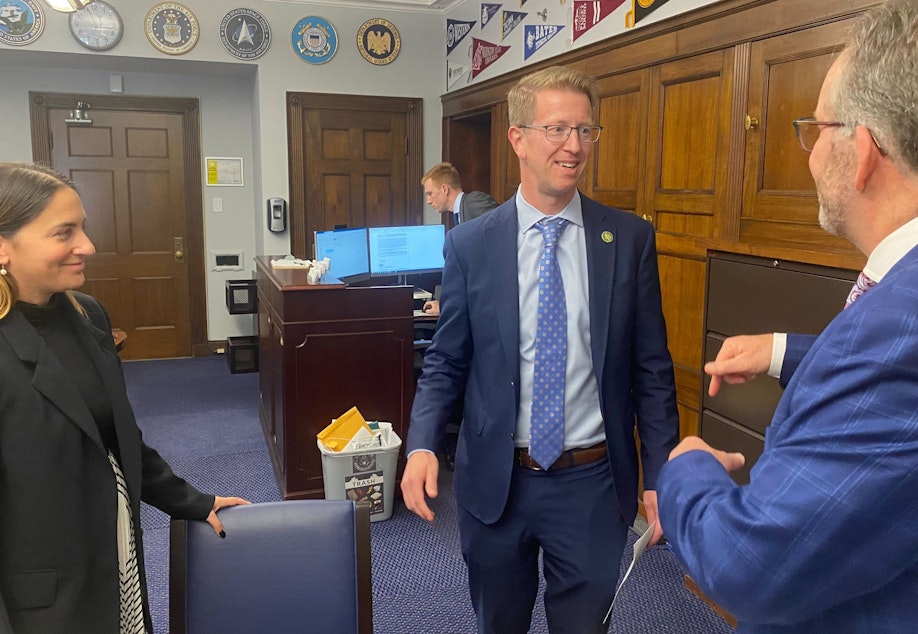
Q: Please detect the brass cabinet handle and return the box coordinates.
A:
[744,114,760,130]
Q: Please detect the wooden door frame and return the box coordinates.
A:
[29,92,208,356]
[286,92,423,259]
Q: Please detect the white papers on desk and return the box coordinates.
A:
[413,288,432,300]
[604,522,656,624]
[413,309,429,317]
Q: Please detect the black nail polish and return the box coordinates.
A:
[219,530,226,539]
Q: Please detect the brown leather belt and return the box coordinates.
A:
[516,441,607,471]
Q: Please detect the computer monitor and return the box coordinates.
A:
[313,227,369,280]
[368,224,446,277]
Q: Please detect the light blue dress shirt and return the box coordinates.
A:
[514,188,604,450]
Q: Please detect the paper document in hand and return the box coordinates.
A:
[603,522,656,624]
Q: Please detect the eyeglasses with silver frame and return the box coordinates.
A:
[791,117,846,152]
[792,116,886,155]
[518,124,603,143]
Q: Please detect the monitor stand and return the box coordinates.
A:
[397,274,409,287]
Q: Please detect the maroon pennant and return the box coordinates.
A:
[471,37,511,78]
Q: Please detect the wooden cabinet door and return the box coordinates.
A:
[740,19,860,259]
[589,68,651,215]
[642,49,735,438]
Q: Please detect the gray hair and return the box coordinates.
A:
[833,0,918,172]
[507,66,599,126]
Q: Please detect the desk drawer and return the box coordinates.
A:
[702,334,782,435]
[700,411,764,485]
[706,255,855,337]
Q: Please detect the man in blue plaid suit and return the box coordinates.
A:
[657,1,918,632]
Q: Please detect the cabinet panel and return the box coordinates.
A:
[740,19,860,259]
[646,49,733,239]
[590,68,651,213]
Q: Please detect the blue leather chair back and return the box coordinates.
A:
[170,500,372,633]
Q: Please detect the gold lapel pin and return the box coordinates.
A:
[601,231,613,243]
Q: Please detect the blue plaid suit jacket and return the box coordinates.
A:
[658,245,918,633]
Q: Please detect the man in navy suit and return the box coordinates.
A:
[403,66,679,633]
[658,1,918,631]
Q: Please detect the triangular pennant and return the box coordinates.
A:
[446,18,476,55]
[573,0,625,41]
[524,24,564,60]
[501,10,527,41]
[481,3,501,28]
[447,61,469,89]
[625,0,673,28]
[471,37,511,79]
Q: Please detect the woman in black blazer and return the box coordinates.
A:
[0,163,248,633]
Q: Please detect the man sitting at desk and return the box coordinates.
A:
[422,162,499,227]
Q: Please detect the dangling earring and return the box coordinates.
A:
[0,263,6,276]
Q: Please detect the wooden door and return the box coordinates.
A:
[741,19,861,260]
[286,93,423,259]
[643,49,736,439]
[31,93,206,360]
[589,67,652,215]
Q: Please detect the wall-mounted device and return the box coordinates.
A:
[267,197,287,232]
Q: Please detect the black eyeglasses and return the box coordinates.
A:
[518,124,603,143]
[792,117,846,152]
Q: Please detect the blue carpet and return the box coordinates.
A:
[127,355,733,633]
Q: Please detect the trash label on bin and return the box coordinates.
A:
[344,470,385,515]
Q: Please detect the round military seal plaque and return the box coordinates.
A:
[0,0,44,47]
[145,2,199,56]
[291,15,337,65]
[357,18,400,65]
[220,7,271,61]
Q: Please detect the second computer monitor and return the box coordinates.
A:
[368,224,445,276]
[314,227,369,280]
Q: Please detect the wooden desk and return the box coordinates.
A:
[255,256,415,500]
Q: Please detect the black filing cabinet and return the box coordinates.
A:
[701,252,857,483]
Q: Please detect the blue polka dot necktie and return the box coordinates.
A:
[529,217,569,470]
[844,271,877,308]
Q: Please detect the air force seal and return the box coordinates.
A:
[292,16,337,64]
[220,8,270,60]
[357,18,400,66]
[144,2,199,56]
[0,0,44,47]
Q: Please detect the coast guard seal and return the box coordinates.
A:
[292,15,337,64]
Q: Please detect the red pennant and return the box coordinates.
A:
[471,37,511,79]
[573,0,626,41]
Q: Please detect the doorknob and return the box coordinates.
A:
[744,114,760,130]
[174,237,185,262]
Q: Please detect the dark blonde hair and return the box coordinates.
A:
[0,162,78,318]
[507,66,599,127]
[421,162,462,190]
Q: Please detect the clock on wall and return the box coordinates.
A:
[68,0,123,52]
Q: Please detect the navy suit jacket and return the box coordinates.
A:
[658,245,918,632]
[408,194,679,525]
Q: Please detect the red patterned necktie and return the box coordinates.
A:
[844,271,877,309]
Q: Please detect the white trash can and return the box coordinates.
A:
[317,427,402,522]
